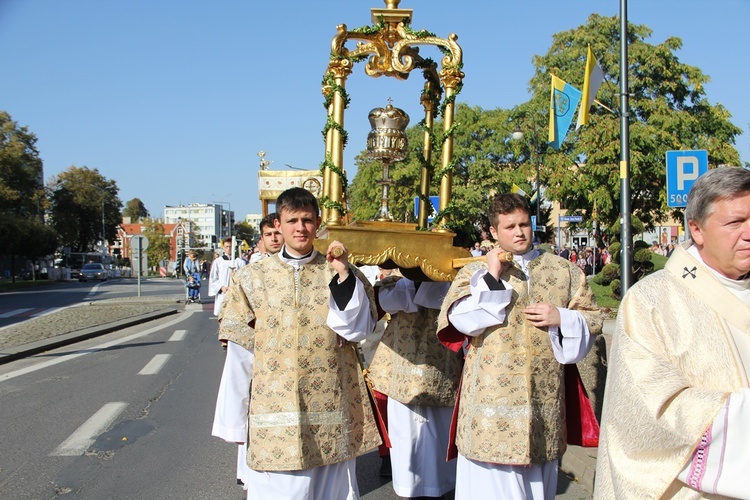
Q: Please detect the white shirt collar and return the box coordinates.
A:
[686,244,750,304]
[278,245,318,266]
[513,248,539,276]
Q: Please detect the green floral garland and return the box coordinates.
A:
[402,24,451,57]
[318,152,349,215]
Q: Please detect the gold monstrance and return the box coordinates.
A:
[366,101,409,221]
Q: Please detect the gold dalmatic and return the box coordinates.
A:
[219,254,381,471]
[438,252,603,464]
[367,284,463,407]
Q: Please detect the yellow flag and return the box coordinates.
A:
[511,184,528,198]
[577,45,605,129]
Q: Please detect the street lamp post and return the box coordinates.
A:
[511,124,542,230]
[80,183,109,254]
[100,197,105,253]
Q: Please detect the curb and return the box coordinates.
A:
[0,308,179,365]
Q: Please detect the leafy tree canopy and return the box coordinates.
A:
[48,166,123,252]
[0,111,44,217]
[141,218,171,267]
[527,14,742,233]
[234,221,255,244]
[123,198,149,222]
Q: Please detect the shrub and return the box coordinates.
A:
[598,263,620,286]
[634,247,653,263]
[610,278,622,299]
[608,242,621,262]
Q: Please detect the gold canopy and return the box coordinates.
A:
[311,0,470,281]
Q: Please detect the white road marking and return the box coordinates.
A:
[138,354,171,375]
[0,308,33,318]
[50,402,128,456]
[168,329,187,342]
[82,283,102,301]
[0,311,195,383]
[31,307,63,317]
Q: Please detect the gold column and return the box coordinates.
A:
[418,80,437,229]
[437,77,458,230]
[325,61,352,226]
[322,77,334,223]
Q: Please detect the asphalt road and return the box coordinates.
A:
[0,282,591,499]
[0,277,190,329]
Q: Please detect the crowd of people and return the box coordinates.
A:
[203,165,749,500]
[470,239,610,278]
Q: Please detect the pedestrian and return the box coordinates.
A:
[182,251,200,277]
[437,192,603,499]
[560,245,570,260]
[665,242,675,258]
[595,167,750,499]
[249,213,283,264]
[208,237,245,317]
[470,242,483,257]
[212,187,381,499]
[367,277,462,498]
[216,213,285,489]
[201,259,209,280]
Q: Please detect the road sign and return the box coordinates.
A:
[131,234,149,251]
[413,196,440,222]
[559,215,583,223]
[666,150,708,208]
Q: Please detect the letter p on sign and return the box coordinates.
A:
[676,156,700,190]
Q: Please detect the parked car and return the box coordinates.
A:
[79,263,108,282]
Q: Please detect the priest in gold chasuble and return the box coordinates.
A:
[596,167,750,499]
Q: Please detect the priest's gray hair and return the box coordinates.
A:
[686,166,750,240]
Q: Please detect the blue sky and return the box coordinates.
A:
[1,0,747,220]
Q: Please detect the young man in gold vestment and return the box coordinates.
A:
[367,276,462,497]
[437,193,603,499]
[212,187,381,500]
[596,167,750,499]
[217,211,284,490]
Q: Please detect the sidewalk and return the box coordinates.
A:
[558,318,614,497]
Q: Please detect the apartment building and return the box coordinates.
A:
[163,203,235,251]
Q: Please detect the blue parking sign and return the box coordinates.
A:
[666,150,708,208]
[413,196,440,222]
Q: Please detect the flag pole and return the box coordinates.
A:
[619,0,633,294]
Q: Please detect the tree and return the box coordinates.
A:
[526,14,742,236]
[0,213,59,280]
[0,111,45,217]
[123,198,149,222]
[141,218,171,268]
[48,166,123,252]
[0,112,59,275]
[234,221,255,244]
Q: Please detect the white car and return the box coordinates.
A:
[79,263,108,282]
